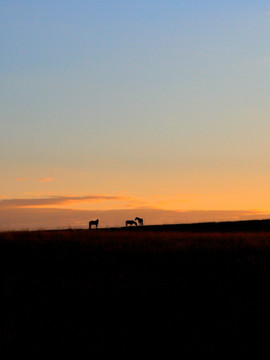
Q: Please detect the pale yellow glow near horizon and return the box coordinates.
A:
[2,154,270,215]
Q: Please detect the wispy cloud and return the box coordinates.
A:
[38,178,54,182]
[0,193,193,210]
[15,177,27,181]
[0,195,129,209]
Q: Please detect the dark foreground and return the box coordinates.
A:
[2,227,270,354]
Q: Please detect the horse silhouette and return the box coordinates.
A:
[125,220,137,227]
[89,219,99,229]
[135,217,143,226]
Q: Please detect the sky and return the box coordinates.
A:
[1,0,270,229]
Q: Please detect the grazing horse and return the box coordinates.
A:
[89,219,99,229]
[125,220,137,227]
[135,217,143,226]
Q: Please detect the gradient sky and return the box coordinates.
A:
[1,0,270,229]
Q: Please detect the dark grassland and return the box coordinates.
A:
[2,228,270,354]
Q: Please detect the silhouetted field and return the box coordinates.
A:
[2,226,270,354]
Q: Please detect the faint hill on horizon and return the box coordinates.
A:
[0,207,270,231]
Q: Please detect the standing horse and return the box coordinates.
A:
[125,220,137,227]
[89,219,99,229]
[135,217,143,226]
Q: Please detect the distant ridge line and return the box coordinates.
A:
[106,218,270,232]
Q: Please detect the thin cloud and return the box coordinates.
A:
[15,177,27,181]
[122,199,150,208]
[0,194,193,210]
[0,195,129,209]
[38,178,54,182]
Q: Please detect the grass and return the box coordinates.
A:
[2,228,270,354]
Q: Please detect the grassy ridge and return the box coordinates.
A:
[2,229,270,354]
